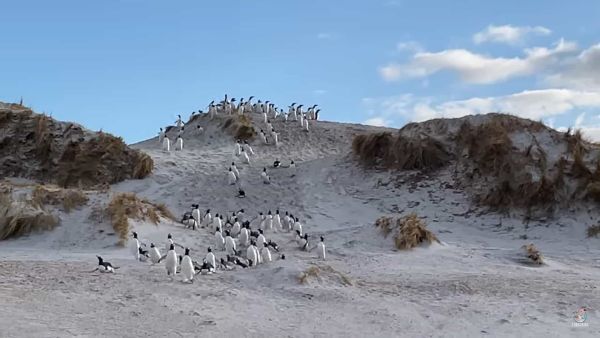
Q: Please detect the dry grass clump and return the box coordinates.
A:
[521,243,544,265]
[107,193,175,245]
[31,185,88,212]
[457,119,513,174]
[587,225,600,238]
[222,115,255,140]
[0,189,59,240]
[375,213,440,250]
[298,265,353,286]
[56,133,154,188]
[352,132,450,170]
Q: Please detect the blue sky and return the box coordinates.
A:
[1,0,599,143]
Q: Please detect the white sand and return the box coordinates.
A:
[0,112,598,337]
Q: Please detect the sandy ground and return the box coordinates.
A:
[1,112,599,337]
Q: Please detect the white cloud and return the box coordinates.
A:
[379,39,577,84]
[363,117,389,127]
[473,25,551,45]
[317,33,334,40]
[396,41,423,53]
[546,43,600,90]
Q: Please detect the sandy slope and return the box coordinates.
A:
[0,112,599,337]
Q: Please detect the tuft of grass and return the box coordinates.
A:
[375,213,440,250]
[0,189,60,240]
[222,115,256,140]
[521,243,544,265]
[457,118,513,175]
[587,225,600,238]
[132,153,154,179]
[106,193,175,245]
[297,265,353,286]
[31,184,88,213]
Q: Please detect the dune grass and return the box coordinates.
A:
[298,265,353,286]
[375,213,440,250]
[0,187,59,240]
[587,225,600,238]
[521,243,544,265]
[31,184,88,212]
[222,115,255,140]
[107,193,175,246]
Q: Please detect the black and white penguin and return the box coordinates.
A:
[273,159,281,168]
[237,188,246,198]
[205,247,216,271]
[243,140,254,155]
[257,229,267,249]
[234,257,249,268]
[213,213,222,232]
[317,236,326,260]
[165,244,178,276]
[130,232,140,261]
[234,140,242,156]
[261,242,272,263]
[227,167,237,185]
[138,246,149,262]
[237,208,245,222]
[231,162,240,178]
[239,224,249,246]
[299,234,309,251]
[225,230,237,255]
[273,210,282,230]
[166,233,174,252]
[181,248,195,283]
[315,109,320,120]
[149,243,161,264]
[192,205,201,228]
[267,239,280,252]
[203,209,212,227]
[261,168,270,184]
[214,228,225,250]
[96,256,118,273]
[175,114,183,129]
[246,240,258,267]
[162,137,171,152]
[158,127,165,145]
[232,219,241,237]
[175,135,183,151]
[241,147,250,164]
[293,218,303,236]
[266,210,274,231]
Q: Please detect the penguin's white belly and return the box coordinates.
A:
[130,240,140,260]
[192,210,201,223]
[225,237,236,254]
[228,172,237,185]
[163,138,170,151]
[165,252,178,275]
[181,256,194,281]
[206,253,216,271]
[240,230,248,245]
[261,248,272,263]
[243,153,250,164]
[232,223,241,236]
[318,243,326,260]
[150,248,161,263]
[246,246,257,266]
[176,139,183,150]
[100,266,114,273]
[215,234,225,249]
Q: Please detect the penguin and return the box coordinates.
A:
[192,205,201,228]
[232,220,241,237]
[272,129,278,146]
[317,236,326,260]
[266,120,273,132]
[225,230,237,255]
[294,230,303,245]
[267,239,280,252]
[299,234,309,251]
[237,188,246,198]
[290,160,296,169]
[237,208,245,223]
[293,218,303,236]
[273,210,282,230]
[263,112,268,124]
[96,256,118,273]
[198,259,215,274]
[260,130,268,144]
[162,137,171,152]
[138,246,149,262]
[283,211,290,231]
[203,209,212,227]
[246,241,258,267]
[149,243,161,264]
[214,228,225,250]
[205,247,216,271]
[315,109,320,120]
[253,241,262,264]
[228,167,237,185]
[234,140,242,157]
[261,242,272,263]
[166,233,174,252]
[231,162,240,178]
[261,168,270,184]
[258,212,266,230]
[241,148,250,164]
[158,127,165,145]
[176,136,184,150]
[175,114,183,129]
[181,248,195,283]
[213,213,222,232]
[165,244,178,276]
[266,210,274,231]
[273,159,281,168]
[130,232,140,261]
[239,224,249,246]
[303,117,309,132]
[234,257,249,268]
[256,229,267,249]
[243,140,254,155]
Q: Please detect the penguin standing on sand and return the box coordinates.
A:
[237,209,245,223]
[243,140,254,155]
[215,228,225,250]
[175,115,183,129]
[165,244,178,277]
[299,234,309,251]
[261,168,270,184]
[181,248,195,283]
[227,167,237,185]
[303,116,309,132]
[271,129,278,146]
[246,240,258,267]
[257,229,267,249]
[130,232,140,261]
[293,218,303,236]
[162,137,171,152]
[166,233,174,252]
[232,219,241,237]
[225,230,237,255]
[158,128,165,145]
[176,135,184,151]
[234,140,242,156]
[241,148,251,165]
[138,247,149,262]
[205,247,216,271]
[317,236,326,260]
[239,224,249,246]
[266,210,274,231]
[273,210,282,230]
[96,256,118,273]
[192,206,201,228]
[149,243,161,264]
[258,212,266,230]
[203,209,212,228]
[261,242,272,263]
[260,130,268,144]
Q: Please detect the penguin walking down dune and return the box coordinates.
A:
[317,236,326,260]
[181,248,195,283]
[228,168,237,185]
[303,117,309,132]
[175,136,184,151]
[257,229,267,249]
[241,148,251,165]
[213,214,223,232]
[261,242,272,263]
[215,228,225,251]
[202,209,212,228]
[162,137,171,152]
[260,130,268,145]
[266,210,274,232]
[261,168,271,184]
[246,241,258,267]
[149,243,161,264]
[243,140,254,155]
[138,247,150,262]
[299,234,309,251]
[165,244,178,277]
[225,230,237,255]
[234,140,242,157]
[232,219,241,237]
[166,233,174,252]
[293,218,303,237]
[231,162,240,179]
[205,247,216,271]
[95,256,118,273]
[192,206,201,228]
[158,128,165,145]
[271,129,278,146]
[130,232,140,261]
[273,210,282,230]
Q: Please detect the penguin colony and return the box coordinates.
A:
[158,95,320,153]
[94,94,327,281]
